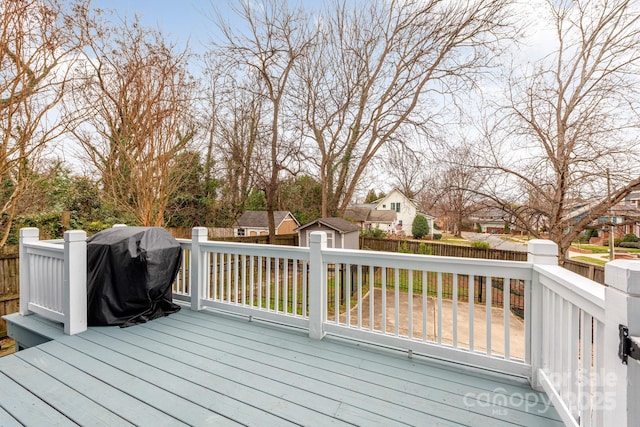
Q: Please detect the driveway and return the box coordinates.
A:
[462,232,528,252]
[337,288,525,360]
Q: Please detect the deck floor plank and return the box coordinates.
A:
[78,329,347,426]
[139,315,514,426]
[166,310,562,425]
[0,405,22,427]
[14,346,189,427]
[1,307,564,426]
[95,322,449,426]
[0,371,75,426]
[0,353,132,426]
[40,339,239,426]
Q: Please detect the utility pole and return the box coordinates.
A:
[607,169,615,261]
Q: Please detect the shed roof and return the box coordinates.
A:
[296,217,359,234]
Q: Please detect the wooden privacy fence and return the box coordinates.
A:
[0,246,19,337]
[562,258,605,284]
[360,237,528,261]
[167,227,234,239]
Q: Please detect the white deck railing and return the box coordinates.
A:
[17,226,640,426]
[19,228,87,335]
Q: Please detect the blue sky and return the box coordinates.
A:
[90,0,227,52]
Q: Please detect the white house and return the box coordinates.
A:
[371,188,435,237]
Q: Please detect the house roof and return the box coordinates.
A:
[296,217,360,234]
[343,207,372,222]
[235,211,299,228]
[367,210,396,223]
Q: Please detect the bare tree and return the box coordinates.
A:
[295,0,512,217]
[383,140,429,199]
[430,143,484,237]
[71,15,197,226]
[210,0,311,241]
[0,0,87,245]
[477,0,640,260]
[209,67,262,222]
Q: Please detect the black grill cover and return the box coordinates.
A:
[87,226,181,327]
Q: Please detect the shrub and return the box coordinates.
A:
[361,227,387,238]
[623,233,638,243]
[398,240,410,253]
[619,242,640,249]
[471,240,490,249]
[433,233,442,240]
[412,214,430,239]
[418,242,432,255]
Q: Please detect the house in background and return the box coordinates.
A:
[469,208,512,234]
[370,188,435,236]
[626,191,640,208]
[233,211,300,237]
[295,217,359,249]
[343,205,396,232]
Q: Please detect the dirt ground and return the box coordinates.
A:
[337,288,525,360]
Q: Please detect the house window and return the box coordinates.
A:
[390,202,400,212]
[326,231,335,248]
[237,228,245,236]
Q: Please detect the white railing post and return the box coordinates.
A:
[19,228,40,316]
[603,261,640,426]
[527,239,558,388]
[190,227,207,311]
[63,230,87,335]
[309,231,327,340]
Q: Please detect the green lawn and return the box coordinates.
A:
[438,238,471,246]
[571,256,607,266]
[572,244,640,254]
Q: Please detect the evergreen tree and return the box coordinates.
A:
[412,215,430,239]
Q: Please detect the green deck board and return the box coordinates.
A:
[40,340,238,426]
[0,370,75,426]
[0,406,22,427]
[0,353,132,426]
[139,316,507,426]
[14,346,188,427]
[94,323,437,426]
[77,328,342,427]
[1,307,564,426]
[163,310,562,425]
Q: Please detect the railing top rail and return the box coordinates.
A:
[22,240,65,252]
[199,239,310,259]
[535,264,605,313]
[322,247,533,279]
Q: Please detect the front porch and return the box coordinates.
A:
[3,226,640,426]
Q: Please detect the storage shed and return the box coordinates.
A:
[295,217,359,249]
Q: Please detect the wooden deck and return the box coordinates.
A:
[1,306,562,426]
